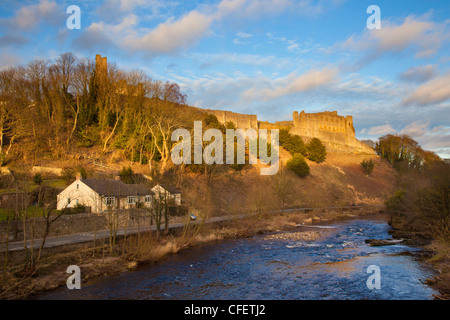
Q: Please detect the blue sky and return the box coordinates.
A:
[1,0,449,158]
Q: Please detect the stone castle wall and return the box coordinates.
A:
[290,110,373,153]
[203,109,259,130]
[202,108,373,154]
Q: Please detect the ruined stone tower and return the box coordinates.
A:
[95,54,107,82]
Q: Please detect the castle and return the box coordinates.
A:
[95,54,144,96]
[94,54,373,154]
[203,109,374,154]
[290,111,373,153]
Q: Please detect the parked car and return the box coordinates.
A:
[188,212,197,221]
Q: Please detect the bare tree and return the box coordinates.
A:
[145,81,188,174]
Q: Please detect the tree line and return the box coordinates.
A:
[0,52,195,173]
[377,133,448,243]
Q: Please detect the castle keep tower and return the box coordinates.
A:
[95,54,107,82]
[291,110,372,153]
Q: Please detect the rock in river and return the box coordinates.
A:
[365,239,403,247]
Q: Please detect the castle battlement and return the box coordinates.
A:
[203,107,374,154]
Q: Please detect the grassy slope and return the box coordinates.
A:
[174,149,396,217]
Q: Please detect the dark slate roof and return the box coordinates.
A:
[156,183,181,194]
[81,179,154,197]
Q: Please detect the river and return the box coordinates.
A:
[36,215,439,300]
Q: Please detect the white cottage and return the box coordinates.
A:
[57,177,155,213]
[151,184,182,206]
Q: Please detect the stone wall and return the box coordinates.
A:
[0,208,186,243]
[258,121,291,131]
[202,109,258,130]
[31,166,64,176]
[0,213,108,243]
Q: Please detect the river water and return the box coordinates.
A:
[37,216,439,300]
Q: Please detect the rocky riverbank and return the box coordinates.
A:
[388,219,449,300]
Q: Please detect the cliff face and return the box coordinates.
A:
[200,108,374,154]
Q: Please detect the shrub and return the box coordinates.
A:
[286,153,310,178]
[119,166,134,184]
[73,204,87,214]
[307,138,326,163]
[78,166,88,179]
[279,129,307,156]
[385,189,406,213]
[279,129,292,146]
[33,173,43,185]
[286,135,307,156]
[361,159,374,175]
[62,167,76,183]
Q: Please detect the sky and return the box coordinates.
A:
[0,0,449,158]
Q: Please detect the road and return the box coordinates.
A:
[0,213,249,253]
[0,205,373,253]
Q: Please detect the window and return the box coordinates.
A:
[104,197,115,206]
[67,198,71,205]
[127,196,136,205]
[76,184,79,190]
[145,195,152,203]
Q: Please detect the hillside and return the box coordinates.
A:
[175,149,396,217]
[0,142,396,219]
[0,52,397,215]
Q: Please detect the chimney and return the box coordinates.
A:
[76,174,82,181]
[115,176,121,181]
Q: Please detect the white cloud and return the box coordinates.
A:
[76,0,342,57]
[234,31,252,44]
[402,73,450,105]
[338,15,449,66]
[242,67,339,101]
[398,64,437,83]
[0,52,22,70]
[96,0,176,23]
[366,124,396,136]
[0,0,63,31]
[236,31,252,38]
[191,52,285,68]
[124,10,214,55]
[399,121,429,137]
[216,0,331,20]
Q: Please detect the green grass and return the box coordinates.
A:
[0,208,14,221]
[45,179,68,189]
[0,206,49,221]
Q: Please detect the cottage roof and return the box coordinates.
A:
[81,179,154,197]
[155,183,181,194]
